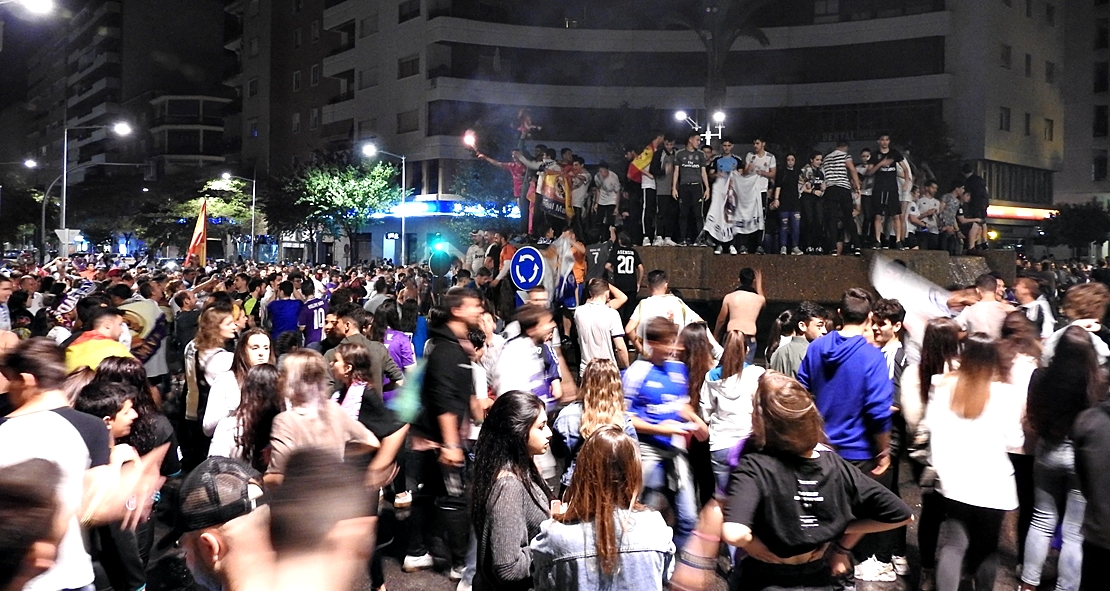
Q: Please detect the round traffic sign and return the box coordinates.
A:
[510,246,544,290]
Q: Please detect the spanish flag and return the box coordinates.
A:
[626,143,654,184]
[186,199,207,267]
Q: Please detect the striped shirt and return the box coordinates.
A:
[821,149,852,190]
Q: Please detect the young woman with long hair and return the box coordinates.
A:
[471,390,553,591]
[203,328,274,437]
[924,334,1025,591]
[208,363,280,472]
[371,298,417,379]
[1020,326,1102,591]
[182,306,236,467]
[265,349,379,487]
[532,425,675,591]
[671,372,911,591]
[330,342,408,483]
[679,322,718,506]
[999,309,1042,564]
[552,358,637,490]
[701,329,765,492]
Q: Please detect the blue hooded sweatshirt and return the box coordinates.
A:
[797,331,893,461]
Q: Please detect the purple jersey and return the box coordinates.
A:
[297,298,328,345]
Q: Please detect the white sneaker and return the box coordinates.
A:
[642,237,651,246]
[456,581,473,591]
[854,556,897,582]
[402,553,435,572]
[394,490,412,509]
[779,246,787,255]
[713,246,723,255]
[728,246,738,255]
[449,566,466,581]
[652,236,664,247]
[891,555,909,576]
[662,238,679,246]
[791,247,803,255]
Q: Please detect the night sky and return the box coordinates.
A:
[0,8,59,110]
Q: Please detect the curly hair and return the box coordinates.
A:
[577,359,625,439]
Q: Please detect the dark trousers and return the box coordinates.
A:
[1081,542,1110,590]
[936,496,1005,591]
[849,458,896,563]
[800,193,822,250]
[910,460,944,570]
[517,194,529,234]
[1011,453,1035,558]
[687,436,715,507]
[595,204,616,234]
[824,186,860,252]
[657,193,678,240]
[178,419,210,473]
[405,449,470,568]
[677,183,703,244]
[641,187,657,241]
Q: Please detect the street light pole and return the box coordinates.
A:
[360,143,407,265]
[222,171,258,261]
[57,122,133,258]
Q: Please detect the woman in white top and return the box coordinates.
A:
[999,310,1043,562]
[923,333,1024,591]
[700,330,764,492]
[208,363,280,471]
[202,328,274,436]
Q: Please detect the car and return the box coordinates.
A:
[157,257,180,271]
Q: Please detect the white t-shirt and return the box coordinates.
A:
[573,301,625,374]
[629,294,704,344]
[594,172,621,206]
[745,152,777,192]
[915,196,941,234]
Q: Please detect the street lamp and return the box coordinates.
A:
[221,170,258,261]
[0,0,54,14]
[674,110,726,144]
[59,121,133,257]
[360,142,408,264]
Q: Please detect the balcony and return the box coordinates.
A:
[68,1,121,43]
[67,78,120,109]
[322,98,356,125]
[323,47,356,78]
[67,52,121,85]
[67,102,111,127]
[323,0,356,30]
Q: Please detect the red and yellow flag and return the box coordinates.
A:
[626,143,655,184]
[186,199,207,267]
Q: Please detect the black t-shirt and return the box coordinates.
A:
[868,149,904,194]
[585,241,613,282]
[606,245,642,294]
[724,449,911,558]
[964,173,989,210]
[776,168,801,211]
[485,243,502,273]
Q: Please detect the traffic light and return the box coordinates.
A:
[431,233,447,252]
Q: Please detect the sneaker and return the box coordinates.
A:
[854,556,897,583]
[891,555,909,576]
[815,247,824,255]
[652,236,664,247]
[449,566,466,582]
[729,246,738,255]
[402,553,434,572]
[394,490,412,509]
[456,582,473,591]
[738,246,748,255]
[853,248,862,256]
[662,238,678,246]
[805,247,814,254]
[756,246,766,255]
[779,246,788,255]
[713,245,723,255]
[895,240,907,250]
[642,237,651,247]
[792,247,804,255]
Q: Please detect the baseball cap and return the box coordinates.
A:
[163,457,266,546]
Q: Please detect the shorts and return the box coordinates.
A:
[899,188,914,203]
[562,283,584,310]
[872,190,901,217]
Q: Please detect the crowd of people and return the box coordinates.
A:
[479,132,992,258]
[2,234,1110,591]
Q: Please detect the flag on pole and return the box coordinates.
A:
[186,199,207,267]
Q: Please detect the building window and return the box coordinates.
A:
[1001,44,1012,69]
[813,0,839,23]
[358,118,376,139]
[293,70,302,91]
[292,112,301,133]
[397,109,419,133]
[294,28,303,48]
[1025,0,1033,17]
[1024,53,1032,77]
[247,77,259,97]
[1098,19,1109,49]
[248,118,258,138]
[310,107,319,130]
[1096,150,1109,181]
[398,0,420,23]
[398,55,420,79]
[999,107,1012,131]
[1096,105,1109,137]
[1098,62,1109,93]
[310,64,320,86]
[1044,118,1055,141]
[1046,4,1055,25]
[358,67,379,89]
[1045,61,1056,84]
[360,12,379,37]
[1024,112,1032,135]
[311,20,320,42]
[249,37,259,57]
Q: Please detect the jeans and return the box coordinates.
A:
[640,443,697,550]
[405,449,470,568]
[936,496,1005,591]
[800,194,822,250]
[824,186,860,252]
[711,447,733,494]
[1022,440,1086,590]
[779,210,801,250]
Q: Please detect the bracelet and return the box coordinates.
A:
[692,530,721,543]
[678,551,717,571]
[444,443,461,450]
[830,541,852,555]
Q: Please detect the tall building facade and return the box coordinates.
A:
[1058,0,1110,205]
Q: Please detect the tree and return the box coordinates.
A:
[0,175,46,246]
[1043,200,1110,254]
[277,159,404,241]
[449,156,517,236]
[665,0,774,111]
